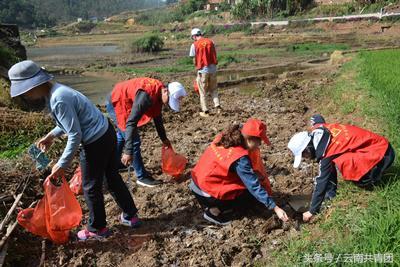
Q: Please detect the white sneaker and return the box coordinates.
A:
[199,111,210,118]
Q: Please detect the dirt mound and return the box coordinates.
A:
[3,74,329,266]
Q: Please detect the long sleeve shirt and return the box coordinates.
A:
[230,156,276,210]
[124,90,167,155]
[309,127,338,214]
[48,83,108,169]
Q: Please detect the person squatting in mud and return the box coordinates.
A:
[288,114,395,223]
[189,28,221,118]
[106,77,187,187]
[8,60,141,241]
[190,119,289,225]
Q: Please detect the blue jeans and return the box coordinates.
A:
[106,100,149,180]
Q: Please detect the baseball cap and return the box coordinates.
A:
[242,118,271,145]
[310,114,326,126]
[191,28,202,37]
[287,131,312,168]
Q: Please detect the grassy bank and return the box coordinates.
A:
[111,43,348,75]
[270,49,400,266]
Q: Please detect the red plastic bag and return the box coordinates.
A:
[69,166,83,195]
[17,198,50,239]
[17,175,82,244]
[193,79,199,94]
[44,176,82,243]
[161,145,188,179]
[248,148,272,195]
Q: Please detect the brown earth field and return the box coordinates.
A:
[2,19,397,267]
[2,62,340,266]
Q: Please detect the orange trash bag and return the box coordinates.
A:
[161,145,188,179]
[69,166,83,195]
[17,176,82,244]
[17,198,50,239]
[44,176,82,244]
[248,148,272,195]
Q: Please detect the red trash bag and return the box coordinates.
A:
[161,145,188,179]
[44,176,82,244]
[193,79,199,94]
[248,148,272,195]
[18,175,82,244]
[17,198,50,239]
[69,166,83,195]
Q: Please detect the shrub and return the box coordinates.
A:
[0,43,19,68]
[130,34,165,53]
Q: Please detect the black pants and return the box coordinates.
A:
[357,143,396,188]
[80,122,138,231]
[193,190,259,213]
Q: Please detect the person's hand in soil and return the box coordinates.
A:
[121,153,133,166]
[302,211,313,222]
[37,134,55,152]
[274,206,289,222]
[49,163,65,180]
[162,138,172,148]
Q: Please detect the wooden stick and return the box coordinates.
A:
[0,193,23,232]
[39,240,46,267]
[0,220,18,250]
[0,241,8,267]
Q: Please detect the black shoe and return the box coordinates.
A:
[137,176,162,188]
[203,209,231,226]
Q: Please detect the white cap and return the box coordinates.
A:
[167,82,187,112]
[288,131,312,168]
[191,28,202,36]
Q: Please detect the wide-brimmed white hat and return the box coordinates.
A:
[8,60,53,97]
[167,82,187,112]
[288,131,312,168]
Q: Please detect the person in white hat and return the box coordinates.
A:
[189,28,221,118]
[288,114,395,223]
[8,60,141,241]
[106,77,187,187]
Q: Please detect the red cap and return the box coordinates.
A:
[242,118,271,145]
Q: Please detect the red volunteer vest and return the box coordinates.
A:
[194,38,218,70]
[111,78,164,131]
[191,144,248,200]
[319,123,389,181]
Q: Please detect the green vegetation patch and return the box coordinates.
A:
[128,34,165,53]
[287,42,350,54]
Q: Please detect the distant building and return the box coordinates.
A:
[89,17,98,23]
[205,0,239,11]
[314,0,352,5]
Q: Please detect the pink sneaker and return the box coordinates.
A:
[120,213,142,228]
[77,228,111,241]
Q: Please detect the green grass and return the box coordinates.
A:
[287,43,350,55]
[111,53,246,74]
[271,49,400,266]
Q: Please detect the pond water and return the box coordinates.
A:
[54,74,118,105]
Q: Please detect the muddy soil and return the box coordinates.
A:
[1,63,335,266]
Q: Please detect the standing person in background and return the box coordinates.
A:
[8,60,141,241]
[106,77,187,187]
[189,28,221,118]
